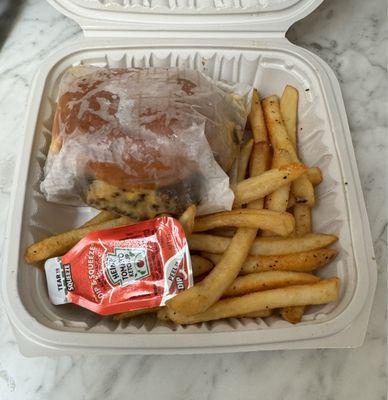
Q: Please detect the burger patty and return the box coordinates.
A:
[86,171,203,220]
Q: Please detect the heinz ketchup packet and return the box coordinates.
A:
[44,217,192,315]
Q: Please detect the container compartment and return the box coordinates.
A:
[19,45,352,334]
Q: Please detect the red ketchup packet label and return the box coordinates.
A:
[44,217,193,315]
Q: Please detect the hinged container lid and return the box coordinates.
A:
[47,0,323,36]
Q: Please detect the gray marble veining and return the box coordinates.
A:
[0,0,386,399]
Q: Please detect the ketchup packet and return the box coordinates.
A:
[44,217,192,315]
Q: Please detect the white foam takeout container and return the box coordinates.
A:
[2,0,377,356]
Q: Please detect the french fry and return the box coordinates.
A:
[157,307,272,321]
[157,307,170,321]
[248,89,268,143]
[307,167,323,187]
[167,228,257,316]
[223,271,320,297]
[264,103,293,215]
[237,139,254,182]
[294,204,312,236]
[189,233,338,255]
[179,205,197,238]
[280,85,299,149]
[165,278,340,324]
[249,142,271,178]
[193,209,295,237]
[80,211,117,228]
[189,234,231,253]
[114,307,159,320]
[191,255,214,277]
[202,248,338,275]
[233,163,308,207]
[280,306,305,324]
[262,95,314,206]
[247,142,272,210]
[25,216,135,264]
[250,233,337,255]
[262,96,297,160]
[229,157,239,189]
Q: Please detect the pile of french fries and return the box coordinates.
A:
[160,86,340,325]
[25,85,340,326]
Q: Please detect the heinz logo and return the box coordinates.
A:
[105,248,150,287]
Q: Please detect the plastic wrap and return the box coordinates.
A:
[41,66,252,218]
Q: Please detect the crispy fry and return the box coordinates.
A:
[280,306,305,324]
[157,307,170,321]
[223,271,320,297]
[291,177,315,206]
[249,142,272,177]
[233,163,308,207]
[247,141,272,210]
[80,211,117,228]
[307,167,323,187]
[202,248,338,274]
[158,307,272,321]
[262,95,314,206]
[114,307,159,320]
[193,209,295,237]
[167,228,257,316]
[179,205,197,238]
[25,216,135,264]
[165,278,340,324]
[294,204,312,236]
[262,96,297,161]
[189,233,337,255]
[263,149,291,219]
[191,255,214,277]
[248,89,268,143]
[237,139,254,182]
[264,128,293,215]
[280,85,299,149]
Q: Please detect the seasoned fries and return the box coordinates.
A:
[164,278,340,324]
[233,163,308,207]
[263,95,315,207]
[167,228,257,316]
[179,205,197,238]
[239,310,273,318]
[25,216,135,264]
[202,248,338,274]
[280,85,299,149]
[193,209,295,237]
[223,271,320,297]
[280,306,305,324]
[307,167,323,187]
[248,89,268,143]
[80,211,117,228]
[294,204,312,236]
[189,233,337,255]
[237,139,254,182]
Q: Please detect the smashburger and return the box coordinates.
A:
[41,67,251,219]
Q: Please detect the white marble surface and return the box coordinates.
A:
[0,0,386,399]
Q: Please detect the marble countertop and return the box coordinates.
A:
[0,0,386,399]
